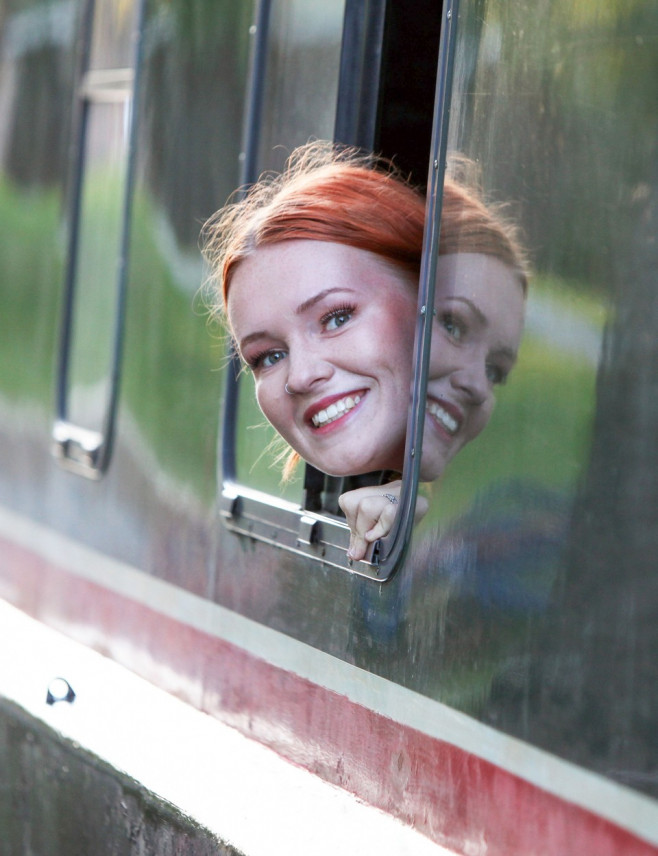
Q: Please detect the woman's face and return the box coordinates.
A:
[421,253,526,481]
[228,240,418,477]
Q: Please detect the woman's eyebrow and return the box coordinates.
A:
[238,330,268,351]
[238,287,356,350]
[295,287,355,315]
[493,345,518,363]
[445,295,486,324]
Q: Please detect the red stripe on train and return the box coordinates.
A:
[0,536,655,856]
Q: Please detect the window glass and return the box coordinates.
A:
[0,0,77,411]
[67,75,134,433]
[257,0,346,172]
[61,0,139,445]
[120,0,251,503]
[408,0,658,795]
[235,0,346,500]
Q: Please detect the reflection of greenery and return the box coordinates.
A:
[0,178,62,402]
[460,0,658,289]
[121,192,220,503]
[235,370,302,501]
[425,275,602,527]
[0,172,221,504]
[70,166,126,387]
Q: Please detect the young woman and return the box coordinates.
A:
[203,142,527,561]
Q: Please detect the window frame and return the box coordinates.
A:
[219,0,460,581]
[52,0,145,479]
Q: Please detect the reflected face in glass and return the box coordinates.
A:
[421,253,526,481]
[228,240,418,477]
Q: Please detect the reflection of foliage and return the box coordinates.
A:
[428,281,601,525]
[235,370,302,501]
[140,0,252,246]
[460,0,658,288]
[121,191,220,502]
[2,0,76,189]
[151,0,252,55]
[0,179,62,401]
[0,172,220,502]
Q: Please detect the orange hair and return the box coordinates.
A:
[203,142,527,313]
[203,143,426,310]
[202,142,527,478]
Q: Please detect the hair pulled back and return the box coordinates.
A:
[201,142,528,480]
[202,141,528,318]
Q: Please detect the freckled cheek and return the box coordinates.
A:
[376,310,416,367]
[255,386,281,427]
[257,388,301,446]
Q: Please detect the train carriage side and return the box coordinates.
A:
[1,0,658,854]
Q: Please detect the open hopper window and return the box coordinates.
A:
[218,0,450,581]
[53,0,144,478]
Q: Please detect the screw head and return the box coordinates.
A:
[46,677,76,705]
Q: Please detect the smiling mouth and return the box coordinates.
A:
[311,394,362,428]
[427,399,459,435]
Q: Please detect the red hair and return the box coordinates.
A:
[202,142,527,479]
[202,142,527,313]
[204,144,425,308]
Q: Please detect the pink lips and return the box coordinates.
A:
[304,389,367,432]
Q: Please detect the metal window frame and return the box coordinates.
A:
[220,0,460,582]
[52,0,146,479]
[374,0,459,578]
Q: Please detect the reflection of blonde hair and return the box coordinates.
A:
[441,156,528,292]
[202,141,528,478]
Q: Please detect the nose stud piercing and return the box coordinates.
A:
[285,383,293,395]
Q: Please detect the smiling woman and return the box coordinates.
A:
[228,241,417,478]
[422,253,526,482]
[202,141,528,560]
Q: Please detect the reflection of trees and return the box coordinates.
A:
[139,0,251,247]
[480,3,658,794]
[459,0,657,289]
[2,0,76,188]
[525,148,658,795]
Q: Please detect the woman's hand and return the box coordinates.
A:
[338,480,429,562]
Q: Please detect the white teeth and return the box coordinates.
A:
[427,400,458,434]
[312,394,361,428]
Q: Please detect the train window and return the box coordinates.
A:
[226,0,348,506]
[220,0,382,580]
[218,0,444,580]
[52,0,143,477]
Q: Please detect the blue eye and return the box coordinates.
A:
[250,349,286,369]
[322,305,355,331]
[440,312,465,341]
[486,363,508,385]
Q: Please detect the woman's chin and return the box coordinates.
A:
[419,451,448,483]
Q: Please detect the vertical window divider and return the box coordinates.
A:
[221,0,272,486]
[52,0,146,479]
[373,0,460,580]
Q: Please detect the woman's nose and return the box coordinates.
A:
[285,345,334,395]
[449,359,489,405]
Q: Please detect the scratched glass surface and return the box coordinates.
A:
[396,0,658,797]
